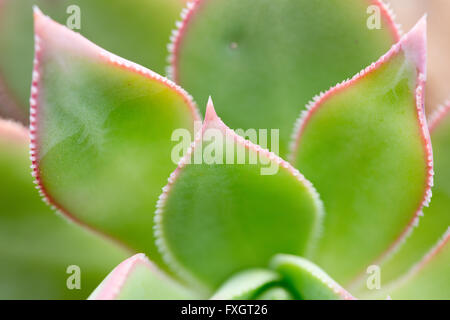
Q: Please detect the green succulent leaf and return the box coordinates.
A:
[254,286,294,300]
[290,18,433,285]
[0,0,184,117]
[371,102,450,288]
[270,254,355,300]
[155,99,323,292]
[211,269,279,300]
[377,228,450,300]
[89,253,198,300]
[31,9,200,272]
[0,119,127,299]
[171,0,400,156]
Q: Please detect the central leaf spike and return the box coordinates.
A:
[170,0,401,157]
[154,99,324,291]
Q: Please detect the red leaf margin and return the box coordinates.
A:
[89,253,153,300]
[153,97,325,289]
[166,0,402,83]
[428,100,450,133]
[29,7,201,253]
[288,17,434,287]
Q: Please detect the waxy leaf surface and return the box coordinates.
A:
[172,0,399,156]
[270,254,355,300]
[254,286,293,300]
[367,229,450,300]
[0,119,126,299]
[0,0,183,118]
[211,269,279,300]
[372,103,450,287]
[155,100,323,291]
[31,10,199,271]
[290,18,432,285]
[89,254,197,300]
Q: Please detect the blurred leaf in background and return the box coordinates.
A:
[0,119,127,299]
[0,0,184,121]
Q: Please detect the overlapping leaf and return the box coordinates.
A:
[364,228,450,300]
[0,0,183,118]
[0,119,126,299]
[270,254,355,300]
[171,0,400,156]
[155,99,323,292]
[290,18,432,285]
[89,253,198,300]
[211,269,279,300]
[30,9,200,272]
[372,102,450,289]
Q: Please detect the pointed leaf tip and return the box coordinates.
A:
[155,107,324,290]
[290,17,432,285]
[400,15,427,76]
[205,96,218,122]
[31,10,200,274]
[172,0,400,157]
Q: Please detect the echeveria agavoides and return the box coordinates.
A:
[0,0,448,300]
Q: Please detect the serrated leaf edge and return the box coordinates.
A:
[153,97,324,292]
[166,0,402,82]
[428,99,450,132]
[289,18,434,285]
[29,8,201,254]
[271,254,356,300]
[381,226,450,294]
[90,253,155,300]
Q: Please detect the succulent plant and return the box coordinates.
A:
[0,0,449,300]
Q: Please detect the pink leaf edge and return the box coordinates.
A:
[428,100,450,132]
[91,253,153,300]
[29,7,201,252]
[166,0,402,82]
[383,227,450,291]
[153,97,325,288]
[0,118,28,143]
[289,17,433,286]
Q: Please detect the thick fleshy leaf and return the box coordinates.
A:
[290,18,433,285]
[211,269,279,300]
[170,0,400,156]
[155,99,323,292]
[372,102,450,286]
[254,287,293,300]
[89,253,197,300]
[31,9,200,272]
[0,119,127,299]
[270,254,355,300]
[374,228,450,300]
[0,0,184,117]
